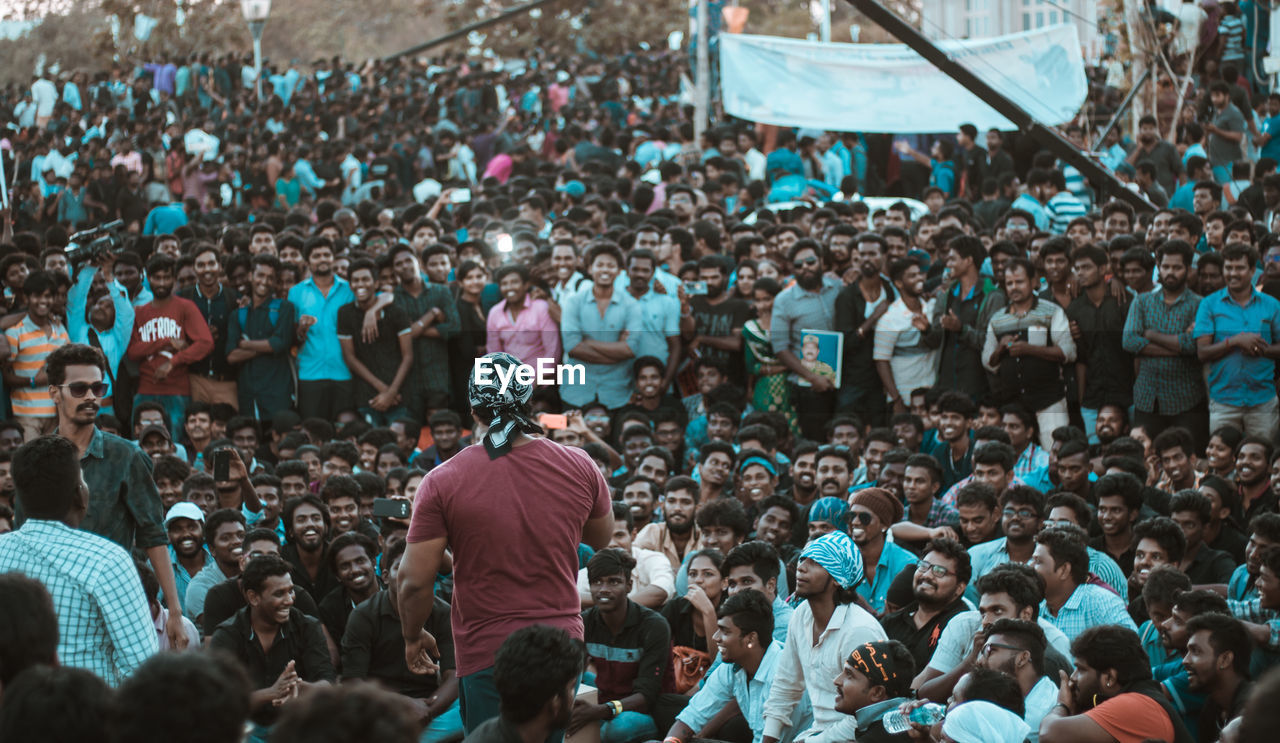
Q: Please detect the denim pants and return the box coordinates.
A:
[422,699,465,743]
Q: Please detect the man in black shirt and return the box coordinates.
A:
[202,528,323,637]
[342,539,461,738]
[881,538,971,672]
[1183,613,1252,743]
[318,532,380,644]
[337,258,414,426]
[466,625,584,743]
[833,640,918,743]
[683,255,751,386]
[281,494,339,601]
[209,553,335,730]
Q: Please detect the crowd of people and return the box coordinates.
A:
[5,7,1280,743]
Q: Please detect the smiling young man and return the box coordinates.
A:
[178,244,239,408]
[165,500,208,615]
[967,485,1045,592]
[225,255,297,419]
[1234,436,1277,522]
[880,537,972,671]
[3,271,69,441]
[199,528,324,637]
[184,508,246,626]
[874,258,937,415]
[560,242,641,412]
[848,487,916,615]
[337,258,414,426]
[281,493,338,602]
[209,553,335,736]
[485,263,561,367]
[1090,473,1145,576]
[1182,613,1252,743]
[928,391,976,492]
[1128,517,1186,623]
[288,237,356,420]
[316,531,380,644]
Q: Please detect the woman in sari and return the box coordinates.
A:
[742,277,798,433]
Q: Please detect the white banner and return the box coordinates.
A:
[719,25,1088,133]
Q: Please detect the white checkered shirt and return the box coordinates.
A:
[0,519,158,686]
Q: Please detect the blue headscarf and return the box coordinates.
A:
[799,531,864,590]
[808,496,850,531]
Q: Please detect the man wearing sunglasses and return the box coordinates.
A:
[28,342,191,651]
[770,239,842,441]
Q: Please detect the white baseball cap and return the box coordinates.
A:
[164,502,205,527]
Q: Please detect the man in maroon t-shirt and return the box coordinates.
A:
[399,352,614,734]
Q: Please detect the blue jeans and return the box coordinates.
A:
[581,672,658,743]
[422,699,465,743]
[133,393,191,440]
[459,667,502,735]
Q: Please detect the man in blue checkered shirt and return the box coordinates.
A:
[0,434,157,686]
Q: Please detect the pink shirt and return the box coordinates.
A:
[485,297,562,365]
[408,439,611,675]
[482,153,514,184]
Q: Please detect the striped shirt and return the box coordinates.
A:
[0,519,158,686]
[4,315,69,417]
[1046,191,1088,235]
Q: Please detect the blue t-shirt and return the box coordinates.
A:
[1263,114,1280,162]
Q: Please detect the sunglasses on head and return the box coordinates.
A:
[59,382,107,398]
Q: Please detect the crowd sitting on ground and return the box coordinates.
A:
[6,21,1280,743]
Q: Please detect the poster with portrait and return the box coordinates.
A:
[794,329,843,388]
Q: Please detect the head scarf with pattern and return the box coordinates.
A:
[469,352,543,459]
[799,530,864,590]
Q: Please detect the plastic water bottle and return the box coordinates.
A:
[881,702,946,734]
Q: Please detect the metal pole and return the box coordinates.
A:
[845,0,1154,213]
[821,0,832,42]
[248,18,265,103]
[695,0,710,143]
[383,0,562,62]
[1093,66,1150,151]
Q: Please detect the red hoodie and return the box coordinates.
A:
[127,296,214,396]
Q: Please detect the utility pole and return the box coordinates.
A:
[695,0,710,142]
[821,0,832,42]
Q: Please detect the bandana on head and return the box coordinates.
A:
[846,641,902,687]
[799,531,864,590]
[808,496,850,530]
[941,701,1031,743]
[469,352,542,460]
[738,455,777,476]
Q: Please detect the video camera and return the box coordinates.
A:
[64,220,127,267]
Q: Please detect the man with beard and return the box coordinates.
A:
[288,237,356,420]
[320,474,372,540]
[1182,613,1252,743]
[184,508,246,625]
[1196,243,1280,440]
[317,532,380,645]
[199,528,323,637]
[126,254,214,437]
[790,443,820,506]
[1068,245,1133,440]
[850,488,917,614]
[831,640,917,743]
[881,537,971,671]
[967,486,1045,594]
[209,554,336,734]
[984,258,1075,451]
[835,233,895,422]
[621,476,660,533]
[225,255,296,420]
[752,496,801,565]
[815,445,854,501]
[924,235,991,402]
[166,501,208,615]
[761,532,886,743]
[337,259,415,426]
[635,476,701,572]
[1126,116,1183,194]
[1092,405,1130,449]
[955,481,1002,547]
[466,625,583,743]
[1038,625,1188,743]
[342,538,461,741]
[178,244,238,407]
[668,590,809,743]
[972,619,1058,740]
[282,493,339,602]
[772,240,844,441]
[684,254,751,386]
[874,259,937,415]
[621,251,680,385]
[1122,240,1207,450]
[561,243,642,412]
[33,343,191,649]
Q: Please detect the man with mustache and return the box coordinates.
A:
[772,239,843,441]
[634,476,702,572]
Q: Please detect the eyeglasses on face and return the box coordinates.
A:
[59,382,107,398]
[980,642,1023,657]
[916,560,953,578]
[1002,507,1039,520]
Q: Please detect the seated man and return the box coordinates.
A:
[466,625,586,743]
[972,618,1059,742]
[722,540,793,643]
[201,528,322,637]
[667,590,811,743]
[1032,526,1137,643]
[577,503,675,610]
[915,563,1073,704]
[209,554,335,741]
[342,539,461,743]
[574,549,672,743]
[881,537,972,672]
[833,640,917,743]
[318,532,382,648]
